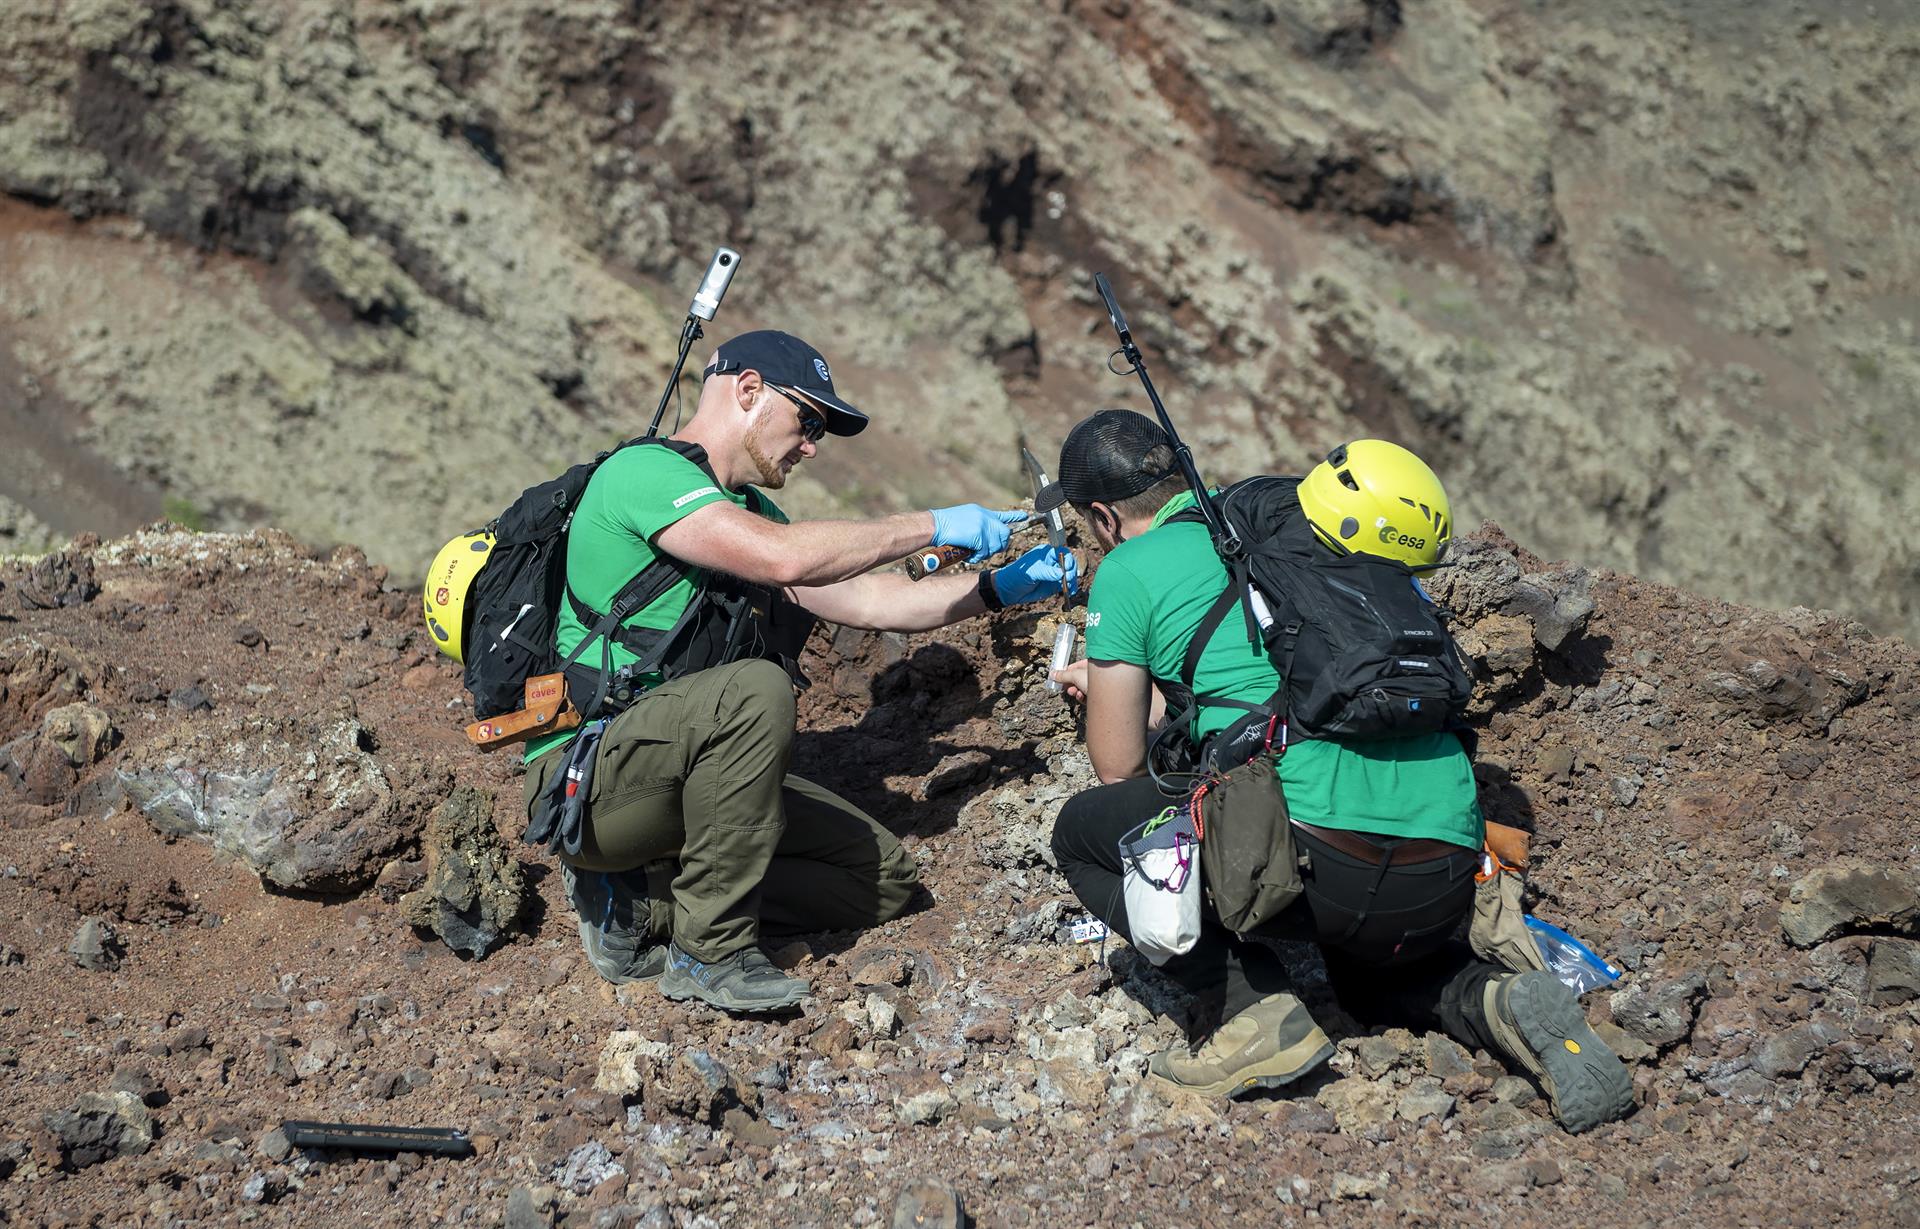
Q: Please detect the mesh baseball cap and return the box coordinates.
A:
[702,330,869,437]
[1034,409,1177,513]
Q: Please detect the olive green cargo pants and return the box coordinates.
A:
[524,658,921,963]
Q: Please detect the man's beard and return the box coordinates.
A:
[743,419,788,489]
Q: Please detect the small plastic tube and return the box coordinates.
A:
[1045,623,1076,692]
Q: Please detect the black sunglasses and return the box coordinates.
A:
[766,384,827,443]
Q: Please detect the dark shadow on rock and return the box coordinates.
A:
[770,884,941,965]
[1541,630,1612,691]
[1473,760,1538,834]
[517,860,552,936]
[793,643,1046,841]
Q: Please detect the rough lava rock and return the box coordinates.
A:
[116,698,407,892]
[399,784,526,957]
[1609,971,1708,1048]
[68,916,124,971]
[40,1092,152,1170]
[1779,863,1920,948]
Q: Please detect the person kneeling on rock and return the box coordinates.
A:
[1040,410,1633,1133]
[523,331,1078,1015]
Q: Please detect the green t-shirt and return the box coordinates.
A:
[1082,491,1482,848]
[525,442,787,761]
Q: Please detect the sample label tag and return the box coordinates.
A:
[1070,917,1109,944]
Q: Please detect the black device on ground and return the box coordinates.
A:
[280,1120,473,1158]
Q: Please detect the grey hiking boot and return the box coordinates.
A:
[1482,970,1635,1133]
[561,864,669,985]
[658,942,809,1014]
[1148,992,1335,1098]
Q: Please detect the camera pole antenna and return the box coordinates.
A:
[1092,272,1240,559]
[646,247,741,438]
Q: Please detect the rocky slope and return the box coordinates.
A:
[2,0,1918,640]
[0,521,1916,1226]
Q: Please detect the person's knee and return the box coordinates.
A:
[874,845,924,920]
[1051,789,1101,869]
[724,659,797,723]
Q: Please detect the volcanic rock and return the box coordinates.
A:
[1779,863,1920,947]
[399,784,525,957]
[69,916,123,971]
[40,1091,153,1169]
[116,698,407,891]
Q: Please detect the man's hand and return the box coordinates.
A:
[993,544,1080,605]
[930,505,1028,563]
[1050,656,1090,702]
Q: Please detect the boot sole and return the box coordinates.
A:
[1150,1032,1336,1100]
[658,967,806,1014]
[1502,971,1635,1133]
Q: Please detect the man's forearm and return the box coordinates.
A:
[792,569,986,632]
[768,511,936,587]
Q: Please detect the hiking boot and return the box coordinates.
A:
[1482,970,1635,1133]
[1148,992,1335,1098]
[658,942,810,1014]
[561,864,669,985]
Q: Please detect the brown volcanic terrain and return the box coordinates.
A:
[0,522,1916,1226]
[2,0,1919,639]
[2,1,1919,1225]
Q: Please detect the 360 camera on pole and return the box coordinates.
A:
[646,247,741,439]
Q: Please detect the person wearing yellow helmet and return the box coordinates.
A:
[1295,439,1452,570]
[1038,413,1633,1133]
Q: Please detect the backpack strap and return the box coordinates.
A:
[556,437,722,714]
[559,438,793,716]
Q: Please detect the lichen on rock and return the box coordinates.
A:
[116,698,406,891]
[399,783,526,958]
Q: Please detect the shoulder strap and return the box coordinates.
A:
[1181,584,1241,691]
[559,436,726,706]
[1173,578,1271,728]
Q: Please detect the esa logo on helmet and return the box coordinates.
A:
[813,357,831,382]
[1376,523,1428,551]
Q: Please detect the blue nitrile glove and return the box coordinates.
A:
[992,543,1081,605]
[929,504,1029,564]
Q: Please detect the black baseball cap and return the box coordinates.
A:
[1034,409,1177,513]
[702,330,869,437]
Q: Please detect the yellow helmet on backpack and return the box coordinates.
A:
[422,530,495,663]
[1297,440,1452,570]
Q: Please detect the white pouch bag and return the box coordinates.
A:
[1117,804,1202,965]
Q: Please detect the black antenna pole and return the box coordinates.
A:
[646,248,741,438]
[645,315,703,439]
[1093,273,1240,559]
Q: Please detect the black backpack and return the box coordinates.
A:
[462,437,807,721]
[1152,476,1474,777]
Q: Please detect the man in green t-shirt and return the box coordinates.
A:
[1040,410,1632,1134]
[527,330,1078,1015]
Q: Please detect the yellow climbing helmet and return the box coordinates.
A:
[1297,440,1452,570]
[422,530,495,662]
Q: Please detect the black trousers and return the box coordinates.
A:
[1052,776,1502,1050]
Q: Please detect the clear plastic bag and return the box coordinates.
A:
[1524,915,1622,996]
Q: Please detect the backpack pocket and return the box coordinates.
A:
[465,534,566,718]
